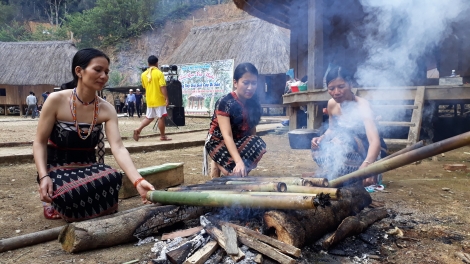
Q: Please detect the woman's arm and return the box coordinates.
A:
[217,115,246,176]
[312,100,335,148]
[33,93,62,203]
[103,103,154,202]
[359,100,381,167]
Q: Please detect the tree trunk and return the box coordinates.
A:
[59,205,208,253]
[263,185,371,248]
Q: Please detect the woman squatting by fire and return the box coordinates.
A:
[311,66,387,186]
[33,48,155,222]
[205,63,267,178]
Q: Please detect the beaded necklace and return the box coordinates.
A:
[74,89,96,105]
[70,88,100,140]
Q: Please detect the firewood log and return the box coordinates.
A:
[166,230,208,264]
[59,205,208,253]
[0,226,63,253]
[322,208,388,249]
[183,240,219,264]
[263,185,371,248]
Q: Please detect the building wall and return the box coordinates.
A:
[0,84,56,115]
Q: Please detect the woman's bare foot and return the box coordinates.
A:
[362,176,377,186]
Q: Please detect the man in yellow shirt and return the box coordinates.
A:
[133,55,171,141]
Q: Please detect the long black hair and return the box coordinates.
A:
[233,62,262,128]
[325,65,354,86]
[61,48,110,90]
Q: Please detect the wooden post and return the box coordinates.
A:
[307,0,324,91]
[288,106,298,130]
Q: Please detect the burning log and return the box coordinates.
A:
[146,191,318,210]
[221,225,238,255]
[162,226,203,241]
[183,240,219,264]
[322,208,388,250]
[330,131,470,187]
[200,216,245,262]
[263,185,371,248]
[236,232,296,264]
[209,176,328,187]
[59,205,207,253]
[167,182,287,192]
[166,230,208,264]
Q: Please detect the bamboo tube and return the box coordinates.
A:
[167,182,287,192]
[284,185,339,199]
[176,190,317,197]
[379,140,424,162]
[210,177,328,187]
[225,181,259,185]
[146,191,317,210]
[330,131,470,187]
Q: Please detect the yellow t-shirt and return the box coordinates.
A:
[141,67,167,107]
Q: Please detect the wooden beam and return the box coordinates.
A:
[307,0,324,90]
[161,226,203,241]
[183,240,219,264]
[407,86,425,145]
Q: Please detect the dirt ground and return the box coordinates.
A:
[0,116,469,263]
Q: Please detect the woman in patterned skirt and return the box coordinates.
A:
[205,63,267,178]
[311,66,387,186]
[33,48,155,222]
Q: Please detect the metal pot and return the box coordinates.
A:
[288,129,322,149]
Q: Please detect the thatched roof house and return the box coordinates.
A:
[0,41,77,115]
[168,19,289,75]
[0,41,77,86]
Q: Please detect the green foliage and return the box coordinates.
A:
[108,70,125,87]
[0,22,31,42]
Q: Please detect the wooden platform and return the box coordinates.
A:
[119,163,184,199]
[283,85,470,105]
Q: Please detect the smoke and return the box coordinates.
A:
[354,0,466,87]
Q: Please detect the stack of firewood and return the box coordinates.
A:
[152,214,302,264]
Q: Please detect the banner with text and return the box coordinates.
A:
[177,59,234,115]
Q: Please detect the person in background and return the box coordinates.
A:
[114,97,121,113]
[133,55,171,141]
[33,48,155,222]
[42,91,50,104]
[125,89,136,117]
[204,62,266,178]
[135,88,144,118]
[25,91,37,119]
[310,65,387,186]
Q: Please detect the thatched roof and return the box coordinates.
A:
[0,41,77,86]
[168,19,289,75]
[233,0,291,29]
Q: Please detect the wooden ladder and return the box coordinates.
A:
[372,86,425,148]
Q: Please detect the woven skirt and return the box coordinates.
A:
[47,162,122,222]
[205,135,266,173]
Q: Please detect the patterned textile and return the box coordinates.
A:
[206,135,266,173]
[48,162,122,222]
[311,102,387,181]
[44,121,122,222]
[205,92,266,174]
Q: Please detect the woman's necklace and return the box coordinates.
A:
[70,89,99,140]
[74,88,96,105]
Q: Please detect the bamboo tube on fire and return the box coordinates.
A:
[167,182,287,192]
[146,191,317,210]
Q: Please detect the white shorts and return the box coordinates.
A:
[146,106,167,119]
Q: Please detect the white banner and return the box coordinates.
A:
[177,59,234,115]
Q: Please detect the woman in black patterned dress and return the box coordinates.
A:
[205,63,267,178]
[33,48,155,222]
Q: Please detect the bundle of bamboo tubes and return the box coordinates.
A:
[147,176,338,210]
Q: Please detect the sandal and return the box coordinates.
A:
[43,204,61,220]
[160,136,172,141]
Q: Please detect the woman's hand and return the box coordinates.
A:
[232,161,247,177]
[359,161,370,170]
[136,180,155,204]
[38,177,53,203]
[311,136,323,149]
